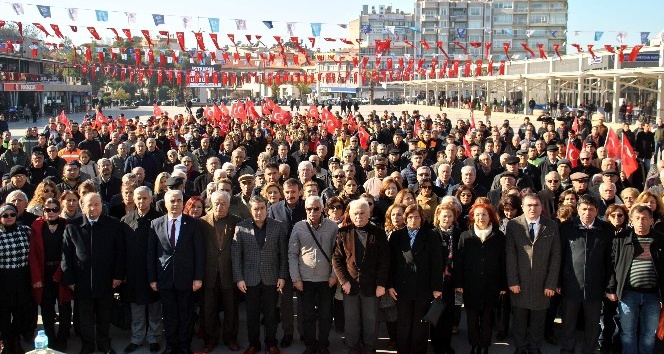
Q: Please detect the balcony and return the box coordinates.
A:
[0,72,65,83]
[422,14,439,21]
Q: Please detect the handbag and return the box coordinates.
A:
[421,297,447,326]
[306,223,331,264]
[657,307,664,340]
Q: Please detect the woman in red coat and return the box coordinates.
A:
[29,198,73,351]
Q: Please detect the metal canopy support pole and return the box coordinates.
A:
[657,42,664,120]
[425,83,429,106]
[613,52,622,121]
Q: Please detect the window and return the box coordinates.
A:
[469,7,482,16]
[493,1,513,9]
[550,14,566,25]
[551,2,565,10]
[439,20,449,28]
[530,2,547,11]
[493,14,513,24]
[468,20,483,29]
[514,2,528,12]
[530,14,549,23]
[440,7,448,16]
[423,10,437,16]
[469,34,483,43]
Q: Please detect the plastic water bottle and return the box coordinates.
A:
[34,330,48,353]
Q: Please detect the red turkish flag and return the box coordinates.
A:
[176,32,185,51]
[272,107,292,126]
[322,109,342,135]
[231,102,247,122]
[122,29,132,41]
[141,30,153,46]
[213,104,223,123]
[219,103,230,117]
[566,140,581,168]
[87,27,101,40]
[605,128,622,160]
[246,101,261,120]
[194,32,206,51]
[204,106,214,121]
[357,126,370,150]
[462,137,472,158]
[307,105,319,120]
[621,135,639,178]
[153,103,162,117]
[96,111,109,125]
[571,117,579,133]
[58,110,69,126]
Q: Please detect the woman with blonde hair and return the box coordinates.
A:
[27,180,61,216]
[430,203,464,354]
[260,182,284,206]
[378,203,406,350]
[153,172,170,202]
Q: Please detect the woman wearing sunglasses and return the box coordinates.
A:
[0,203,33,354]
[28,198,72,351]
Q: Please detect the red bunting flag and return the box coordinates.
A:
[209,34,221,50]
[571,44,582,53]
[587,44,597,59]
[485,42,492,58]
[553,44,562,60]
[537,44,547,59]
[604,45,616,54]
[521,43,536,58]
[122,29,132,41]
[618,45,628,63]
[87,27,101,40]
[628,45,644,62]
[503,42,510,58]
[176,32,185,51]
[141,30,153,46]
[453,41,468,54]
[159,31,170,43]
[50,24,64,38]
[108,28,121,41]
[33,23,50,37]
[420,40,430,50]
[194,32,206,50]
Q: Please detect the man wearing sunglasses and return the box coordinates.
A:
[289,196,338,354]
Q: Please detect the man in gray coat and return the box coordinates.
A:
[506,193,561,354]
[231,195,288,354]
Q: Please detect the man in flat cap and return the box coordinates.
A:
[570,172,591,196]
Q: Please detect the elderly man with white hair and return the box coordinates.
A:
[7,189,37,227]
[448,166,488,197]
[289,196,338,354]
[200,191,243,352]
[121,186,163,354]
[298,161,326,195]
[332,199,389,354]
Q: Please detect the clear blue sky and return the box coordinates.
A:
[2,0,662,51]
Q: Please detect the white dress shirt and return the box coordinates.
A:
[525,216,541,238]
[167,215,182,245]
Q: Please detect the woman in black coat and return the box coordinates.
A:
[454,202,507,354]
[430,203,465,354]
[387,205,443,354]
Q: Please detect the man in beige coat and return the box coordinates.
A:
[505,193,561,354]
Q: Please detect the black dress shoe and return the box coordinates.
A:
[471,346,479,354]
[149,343,161,353]
[103,348,117,354]
[280,335,293,348]
[124,343,140,353]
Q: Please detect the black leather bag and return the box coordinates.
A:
[110,291,131,330]
[421,297,447,326]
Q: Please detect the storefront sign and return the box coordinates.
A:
[3,83,45,91]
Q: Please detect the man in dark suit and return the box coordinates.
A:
[232,195,289,354]
[506,194,561,354]
[201,191,243,352]
[61,193,125,354]
[267,178,306,347]
[147,190,205,354]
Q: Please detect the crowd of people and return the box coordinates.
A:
[0,105,663,354]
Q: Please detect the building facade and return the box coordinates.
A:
[414,0,568,61]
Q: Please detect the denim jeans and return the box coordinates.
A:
[619,290,660,354]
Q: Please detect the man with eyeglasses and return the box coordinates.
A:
[288,196,338,354]
[537,171,564,217]
[572,151,601,178]
[505,193,560,354]
[0,165,36,201]
[322,168,346,206]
